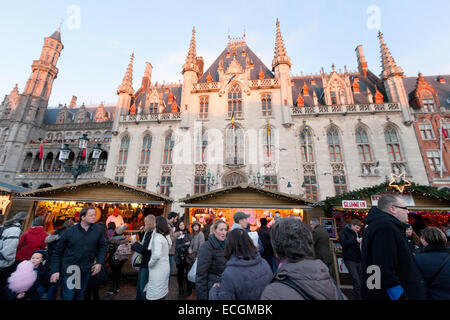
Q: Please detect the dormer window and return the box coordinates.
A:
[421,91,436,112]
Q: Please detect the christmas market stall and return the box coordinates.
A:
[13,178,173,233]
[317,177,449,289]
[179,183,323,230]
[0,180,30,219]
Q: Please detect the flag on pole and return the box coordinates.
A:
[268,119,271,136]
[82,148,87,158]
[39,140,43,160]
[231,111,235,128]
[442,125,448,139]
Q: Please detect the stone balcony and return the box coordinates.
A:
[43,121,113,131]
[291,102,401,117]
[249,78,280,89]
[193,82,220,92]
[121,112,181,123]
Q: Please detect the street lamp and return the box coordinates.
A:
[59,134,103,183]
[252,170,264,187]
[204,170,217,192]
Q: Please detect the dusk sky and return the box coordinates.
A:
[1,0,449,107]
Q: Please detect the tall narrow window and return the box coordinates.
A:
[263,127,275,162]
[327,127,342,162]
[1,129,8,144]
[199,96,209,119]
[137,176,147,189]
[356,127,373,162]
[118,135,130,165]
[419,123,435,140]
[160,176,171,196]
[333,174,347,195]
[330,91,338,105]
[426,150,443,172]
[149,103,158,114]
[421,91,436,112]
[225,127,244,165]
[443,123,450,139]
[115,176,124,183]
[385,127,402,161]
[300,129,313,162]
[261,93,272,116]
[194,175,206,194]
[303,175,318,201]
[163,133,174,164]
[97,152,107,171]
[263,175,278,191]
[228,83,242,118]
[196,130,207,163]
[140,134,152,165]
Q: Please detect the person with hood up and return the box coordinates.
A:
[196,219,229,300]
[258,218,276,273]
[209,228,272,300]
[0,211,27,299]
[15,216,48,264]
[360,194,426,300]
[413,227,450,300]
[260,218,346,300]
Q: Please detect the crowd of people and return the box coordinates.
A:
[0,194,448,301]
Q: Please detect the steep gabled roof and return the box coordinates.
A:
[198,43,274,83]
[404,74,450,110]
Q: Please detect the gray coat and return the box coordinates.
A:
[312,225,332,264]
[189,231,205,255]
[260,259,346,300]
[0,223,22,268]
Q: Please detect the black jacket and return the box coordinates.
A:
[360,207,426,300]
[50,223,107,275]
[313,225,333,264]
[339,225,361,262]
[175,231,191,266]
[196,234,227,300]
[413,245,450,300]
[130,229,153,268]
[257,226,273,257]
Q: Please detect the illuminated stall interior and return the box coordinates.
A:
[0,180,30,218]
[14,178,173,233]
[180,184,324,231]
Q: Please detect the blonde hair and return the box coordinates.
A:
[210,219,229,234]
[144,214,156,232]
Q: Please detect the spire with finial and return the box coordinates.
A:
[182,26,200,75]
[272,19,291,70]
[378,31,403,80]
[7,84,20,109]
[117,53,135,95]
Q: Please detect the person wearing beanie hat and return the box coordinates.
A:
[15,215,48,263]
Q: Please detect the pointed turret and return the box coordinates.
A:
[182,26,200,75]
[49,27,62,43]
[8,84,20,109]
[272,19,291,70]
[117,53,135,95]
[378,31,403,80]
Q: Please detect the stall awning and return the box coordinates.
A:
[181,203,313,209]
[13,197,166,205]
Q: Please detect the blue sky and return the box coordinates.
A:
[1,0,449,107]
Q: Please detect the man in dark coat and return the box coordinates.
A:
[361,194,426,300]
[310,218,333,275]
[339,219,362,299]
[50,207,107,300]
[258,218,275,273]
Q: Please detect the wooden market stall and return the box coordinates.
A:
[0,180,30,220]
[318,180,450,289]
[13,178,173,233]
[179,183,323,231]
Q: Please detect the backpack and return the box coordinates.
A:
[114,243,131,261]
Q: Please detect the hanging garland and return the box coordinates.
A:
[322,181,450,214]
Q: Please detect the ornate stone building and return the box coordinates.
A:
[1,22,449,210]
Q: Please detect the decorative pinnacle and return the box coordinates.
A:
[182,26,199,75]
[272,19,291,70]
[378,31,403,79]
[117,53,135,95]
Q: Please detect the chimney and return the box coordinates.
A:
[355,45,368,77]
[69,96,77,109]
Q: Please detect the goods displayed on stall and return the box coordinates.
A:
[188,207,304,231]
[34,201,157,233]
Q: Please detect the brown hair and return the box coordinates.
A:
[224,229,257,261]
[155,216,170,236]
[351,219,362,227]
[421,226,447,246]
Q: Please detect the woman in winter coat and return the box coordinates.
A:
[188,221,205,264]
[174,220,192,296]
[15,216,48,263]
[406,225,420,254]
[131,214,155,300]
[209,228,272,300]
[196,219,228,300]
[106,226,129,295]
[413,227,450,300]
[146,216,172,300]
[261,218,346,300]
